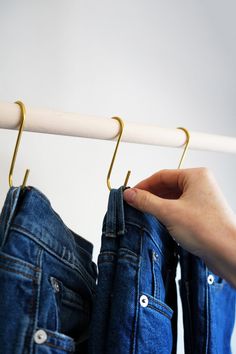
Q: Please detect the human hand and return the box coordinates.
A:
[123,168,236,287]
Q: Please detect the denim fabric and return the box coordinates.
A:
[88,187,178,354]
[179,248,236,354]
[0,186,97,354]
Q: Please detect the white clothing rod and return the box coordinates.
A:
[0,101,236,154]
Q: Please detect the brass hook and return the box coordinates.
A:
[107,117,131,190]
[177,127,190,169]
[8,101,30,188]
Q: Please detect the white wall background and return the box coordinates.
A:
[0,0,235,352]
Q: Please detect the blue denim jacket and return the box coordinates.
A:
[0,186,97,353]
[89,187,178,354]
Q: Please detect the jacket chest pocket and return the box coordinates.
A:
[49,276,91,342]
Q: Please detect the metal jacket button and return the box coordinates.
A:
[34,329,47,344]
[207,274,214,285]
[140,295,149,307]
[51,277,60,292]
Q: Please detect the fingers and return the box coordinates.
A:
[135,169,182,190]
[134,169,184,199]
[123,187,176,223]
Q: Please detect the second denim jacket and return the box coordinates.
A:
[89,187,235,354]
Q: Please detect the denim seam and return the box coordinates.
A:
[185,280,193,353]
[0,264,37,280]
[117,255,138,262]
[117,218,166,235]
[28,278,37,352]
[0,253,40,271]
[131,230,143,354]
[99,251,117,255]
[118,247,138,258]
[31,249,43,353]
[142,292,173,315]
[104,223,171,264]
[26,249,41,354]
[100,249,138,258]
[11,224,88,267]
[147,304,172,320]
[104,233,117,238]
[125,221,170,259]
[0,187,21,249]
[151,253,158,299]
[43,341,74,352]
[10,226,95,294]
[12,223,77,262]
[103,230,125,237]
[98,261,116,265]
[125,220,163,240]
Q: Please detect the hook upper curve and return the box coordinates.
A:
[177,127,190,169]
[106,116,131,191]
[8,101,30,188]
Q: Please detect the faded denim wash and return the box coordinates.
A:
[0,186,97,354]
[89,187,178,354]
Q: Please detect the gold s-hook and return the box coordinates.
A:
[8,101,30,188]
[177,127,190,169]
[107,117,131,191]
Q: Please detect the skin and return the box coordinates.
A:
[123,168,236,288]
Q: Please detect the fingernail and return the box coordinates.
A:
[123,188,137,204]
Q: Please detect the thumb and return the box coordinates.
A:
[123,188,175,224]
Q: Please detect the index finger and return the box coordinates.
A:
[134,169,184,199]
